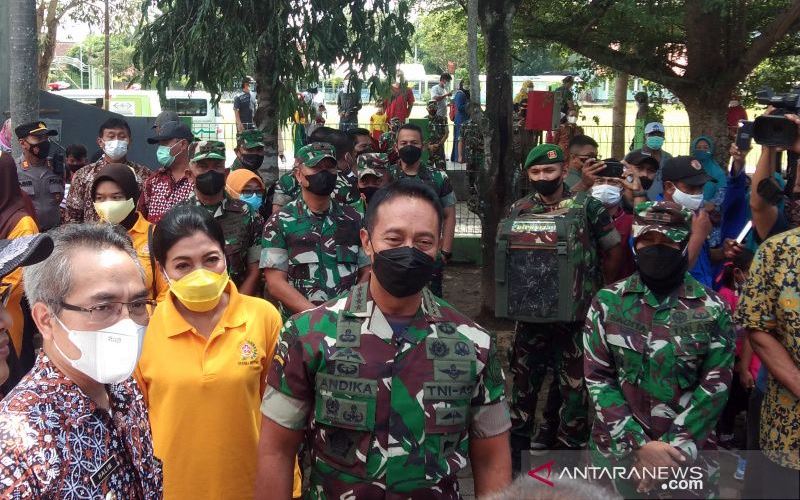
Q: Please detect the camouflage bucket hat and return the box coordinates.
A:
[237,129,265,149]
[632,201,692,243]
[358,153,389,179]
[191,140,226,162]
[298,142,336,167]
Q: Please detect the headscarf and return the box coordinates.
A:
[0,152,33,238]
[225,169,264,198]
[91,163,141,201]
[690,136,726,204]
[0,119,11,153]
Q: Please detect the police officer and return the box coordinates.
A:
[179,140,263,297]
[584,201,734,498]
[509,144,622,464]
[14,122,64,231]
[255,179,511,499]
[426,100,449,171]
[261,142,370,316]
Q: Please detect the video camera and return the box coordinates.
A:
[753,87,800,147]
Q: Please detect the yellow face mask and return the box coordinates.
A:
[168,268,229,312]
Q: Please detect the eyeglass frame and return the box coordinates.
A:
[59,299,157,325]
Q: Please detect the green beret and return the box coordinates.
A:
[524,144,564,168]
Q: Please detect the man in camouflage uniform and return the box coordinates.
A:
[353,152,391,215]
[584,201,734,498]
[509,144,622,466]
[379,117,402,165]
[261,142,371,317]
[389,123,457,297]
[426,100,449,171]
[460,118,484,215]
[231,128,279,186]
[255,180,511,499]
[179,140,264,296]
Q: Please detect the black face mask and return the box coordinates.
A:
[398,145,422,165]
[636,244,688,296]
[195,170,226,195]
[372,246,435,298]
[305,169,338,196]
[639,176,654,191]
[360,186,379,204]
[241,153,264,171]
[531,178,562,196]
[27,140,50,160]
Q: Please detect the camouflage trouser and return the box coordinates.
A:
[510,321,589,448]
[429,147,446,171]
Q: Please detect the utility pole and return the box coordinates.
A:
[10,0,39,159]
[104,0,110,110]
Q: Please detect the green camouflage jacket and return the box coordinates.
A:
[388,163,457,208]
[272,170,359,208]
[260,282,509,498]
[427,114,448,146]
[584,272,734,462]
[460,119,484,165]
[180,193,263,286]
[260,197,369,311]
[379,131,396,153]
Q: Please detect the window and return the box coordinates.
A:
[165,98,208,117]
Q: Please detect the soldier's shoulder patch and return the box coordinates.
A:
[225,198,249,213]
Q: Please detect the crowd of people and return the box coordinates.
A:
[0,81,796,500]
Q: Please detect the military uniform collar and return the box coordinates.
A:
[296,196,339,218]
[621,272,707,305]
[188,192,231,217]
[531,184,571,206]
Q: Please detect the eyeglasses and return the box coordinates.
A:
[576,155,597,162]
[0,283,11,308]
[240,189,263,196]
[60,299,157,325]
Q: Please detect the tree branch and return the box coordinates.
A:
[731,0,800,84]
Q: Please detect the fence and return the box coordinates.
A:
[194,122,695,237]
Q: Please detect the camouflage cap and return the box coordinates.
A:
[427,100,438,109]
[357,153,389,179]
[237,129,265,149]
[632,201,692,243]
[191,140,226,162]
[297,142,336,167]
[525,143,564,168]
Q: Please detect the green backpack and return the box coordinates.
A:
[495,192,600,323]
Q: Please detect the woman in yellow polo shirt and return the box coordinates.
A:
[91,163,168,301]
[135,205,300,499]
[0,152,38,374]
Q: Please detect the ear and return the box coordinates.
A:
[359,228,373,259]
[559,165,567,180]
[97,137,104,149]
[31,302,56,343]
[185,167,194,183]
[294,168,307,188]
[664,181,675,195]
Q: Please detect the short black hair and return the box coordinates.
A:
[569,134,598,151]
[308,126,337,144]
[365,178,443,234]
[440,73,452,82]
[347,128,371,139]
[152,205,227,266]
[325,130,356,160]
[65,144,87,159]
[396,123,423,142]
[98,117,131,138]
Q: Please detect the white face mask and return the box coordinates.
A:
[672,186,704,211]
[591,184,622,206]
[53,316,145,384]
[103,139,128,160]
[567,116,577,124]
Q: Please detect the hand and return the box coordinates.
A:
[692,209,713,240]
[634,441,685,493]
[739,364,755,390]
[621,163,643,192]
[722,238,744,260]
[580,160,606,189]
[783,113,800,154]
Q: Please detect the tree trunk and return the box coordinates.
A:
[36,0,59,90]
[611,72,628,159]
[679,91,731,164]
[467,0,481,117]
[10,0,39,159]
[254,47,281,188]
[477,0,519,319]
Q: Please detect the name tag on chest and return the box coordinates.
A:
[91,455,120,488]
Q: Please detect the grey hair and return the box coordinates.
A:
[481,475,621,500]
[23,223,143,313]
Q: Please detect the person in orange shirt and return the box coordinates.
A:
[135,205,300,499]
[91,164,168,302]
[0,152,39,375]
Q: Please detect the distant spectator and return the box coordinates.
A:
[0,119,11,153]
[369,99,388,142]
[553,108,584,163]
[337,81,362,132]
[727,93,748,140]
[555,75,575,115]
[234,75,257,132]
[451,79,470,162]
[429,73,453,118]
[386,70,415,124]
[64,144,88,183]
[640,122,673,199]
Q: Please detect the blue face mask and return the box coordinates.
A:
[240,193,263,213]
[646,136,664,150]
[156,144,176,167]
[694,150,712,162]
